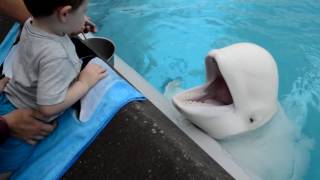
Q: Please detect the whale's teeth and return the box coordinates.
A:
[178,91,212,106]
[187,100,202,105]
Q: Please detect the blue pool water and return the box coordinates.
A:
[88,0,320,179]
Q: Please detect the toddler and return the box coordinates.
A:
[0,0,106,178]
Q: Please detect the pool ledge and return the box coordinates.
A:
[108,55,252,180]
[64,55,239,179]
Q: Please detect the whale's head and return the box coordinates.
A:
[172,43,279,139]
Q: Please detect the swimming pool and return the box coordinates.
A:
[88,0,320,179]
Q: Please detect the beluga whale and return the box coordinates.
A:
[171,43,314,180]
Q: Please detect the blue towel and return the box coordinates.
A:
[1,25,145,179]
[0,23,20,65]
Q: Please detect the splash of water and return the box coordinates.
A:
[282,48,320,128]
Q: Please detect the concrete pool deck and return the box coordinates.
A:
[0,16,247,179]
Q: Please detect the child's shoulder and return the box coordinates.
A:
[27,37,69,60]
[21,29,69,59]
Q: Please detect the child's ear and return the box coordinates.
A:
[56,5,72,22]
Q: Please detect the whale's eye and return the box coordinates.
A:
[250,118,254,123]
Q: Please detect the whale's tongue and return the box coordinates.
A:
[196,75,233,105]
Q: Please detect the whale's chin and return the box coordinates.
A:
[172,72,241,140]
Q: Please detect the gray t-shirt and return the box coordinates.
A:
[4,18,82,116]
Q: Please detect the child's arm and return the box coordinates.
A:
[37,63,107,118]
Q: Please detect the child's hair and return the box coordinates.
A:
[23,0,85,17]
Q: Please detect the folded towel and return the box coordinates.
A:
[80,57,127,122]
[11,57,144,179]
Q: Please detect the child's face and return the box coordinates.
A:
[64,0,88,34]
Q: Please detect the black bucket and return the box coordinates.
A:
[72,37,115,67]
[82,37,115,65]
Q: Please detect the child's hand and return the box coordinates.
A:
[70,16,97,36]
[78,63,107,89]
[82,16,97,33]
[0,76,10,91]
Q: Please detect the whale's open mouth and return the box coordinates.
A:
[174,59,233,107]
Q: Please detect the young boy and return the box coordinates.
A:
[0,0,106,177]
